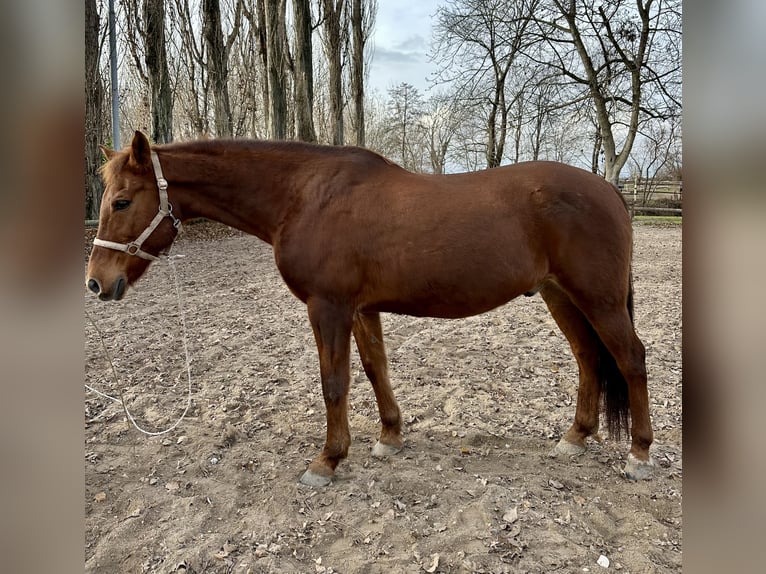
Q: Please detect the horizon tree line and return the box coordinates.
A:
[85,0,681,219]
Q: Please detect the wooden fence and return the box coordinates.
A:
[618,178,682,216]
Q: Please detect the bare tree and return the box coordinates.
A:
[362,90,392,154]
[525,74,582,163]
[239,0,272,134]
[385,82,426,171]
[421,92,464,174]
[226,0,266,137]
[537,0,682,183]
[432,0,540,168]
[202,0,242,137]
[117,0,151,138]
[85,0,105,219]
[123,0,149,86]
[628,117,681,203]
[262,0,289,138]
[350,0,376,147]
[144,0,174,143]
[451,115,491,172]
[321,0,346,145]
[292,0,316,142]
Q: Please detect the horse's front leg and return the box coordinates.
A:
[300,299,354,487]
[352,310,403,456]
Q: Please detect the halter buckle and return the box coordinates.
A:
[168,203,182,229]
[126,243,140,255]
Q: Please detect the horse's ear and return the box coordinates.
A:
[100,145,116,161]
[128,131,152,169]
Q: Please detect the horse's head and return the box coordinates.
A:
[86,131,180,301]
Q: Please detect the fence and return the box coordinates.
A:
[618,178,682,216]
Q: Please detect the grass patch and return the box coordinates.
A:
[633,214,682,225]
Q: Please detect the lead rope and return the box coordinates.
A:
[85,249,193,437]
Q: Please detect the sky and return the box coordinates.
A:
[367,0,444,97]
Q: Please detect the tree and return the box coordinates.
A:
[450,114,490,172]
[362,91,391,154]
[85,0,105,219]
[628,117,681,203]
[292,0,317,142]
[203,0,242,138]
[432,0,540,168]
[263,0,289,139]
[536,0,682,183]
[321,0,346,145]
[239,0,272,135]
[421,92,464,174]
[144,0,174,143]
[350,0,376,147]
[172,0,207,137]
[385,83,426,171]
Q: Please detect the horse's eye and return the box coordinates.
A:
[113,199,131,211]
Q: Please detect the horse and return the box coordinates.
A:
[86,131,654,486]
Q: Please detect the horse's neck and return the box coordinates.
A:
[163,143,301,244]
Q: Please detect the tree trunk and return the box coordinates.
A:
[350,0,365,147]
[591,124,603,175]
[144,0,173,143]
[486,98,497,168]
[173,0,207,136]
[202,0,233,137]
[241,0,270,136]
[85,0,105,219]
[292,0,316,142]
[322,0,345,145]
[485,67,509,168]
[264,0,288,139]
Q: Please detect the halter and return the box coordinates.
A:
[93,151,181,261]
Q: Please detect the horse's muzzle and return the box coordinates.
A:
[86,276,127,301]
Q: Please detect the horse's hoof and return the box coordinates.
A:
[549,438,586,458]
[299,468,333,487]
[371,440,403,458]
[623,453,655,480]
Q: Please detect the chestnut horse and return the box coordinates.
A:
[87,131,654,486]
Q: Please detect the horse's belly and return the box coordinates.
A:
[368,275,535,319]
[361,245,546,318]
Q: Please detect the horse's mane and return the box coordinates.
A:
[156,137,399,168]
[99,137,403,190]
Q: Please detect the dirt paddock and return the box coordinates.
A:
[85,221,681,573]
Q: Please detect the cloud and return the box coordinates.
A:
[373,45,423,65]
[394,34,427,52]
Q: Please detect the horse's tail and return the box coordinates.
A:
[598,278,634,441]
[599,184,634,440]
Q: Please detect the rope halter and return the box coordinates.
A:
[93,151,181,261]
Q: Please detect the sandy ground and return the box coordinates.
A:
[84,221,681,573]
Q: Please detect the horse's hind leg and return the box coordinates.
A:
[352,310,404,456]
[583,305,654,480]
[540,283,603,455]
